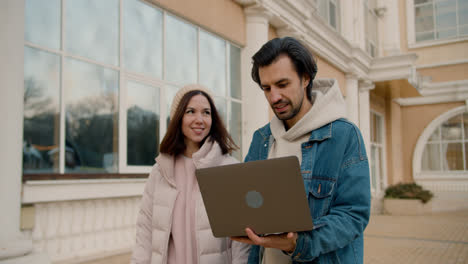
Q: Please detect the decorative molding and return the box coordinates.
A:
[416,59,468,69]
[29,198,139,262]
[22,179,146,203]
[368,53,419,83]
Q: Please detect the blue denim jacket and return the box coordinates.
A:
[245,118,371,264]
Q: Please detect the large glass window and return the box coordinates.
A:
[364,0,379,57]
[23,0,243,175]
[316,0,341,31]
[414,0,468,43]
[422,113,468,171]
[370,112,385,193]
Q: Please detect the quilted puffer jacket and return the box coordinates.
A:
[131,139,250,264]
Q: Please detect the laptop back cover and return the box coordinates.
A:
[196,156,313,237]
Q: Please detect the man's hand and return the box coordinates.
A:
[231,228,298,253]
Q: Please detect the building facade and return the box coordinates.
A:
[1,0,467,263]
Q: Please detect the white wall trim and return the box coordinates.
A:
[416,59,468,69]
[22,179,146,203]
[368,53,418,82]
[412,106,466,178]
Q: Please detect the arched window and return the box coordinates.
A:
[413,106,468,192]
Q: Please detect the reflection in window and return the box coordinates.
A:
[414,0,468,42]
[66,0,119,66]
[64,58,119,173]
[165,15,197,84]
[316,0,341,31]
[422,113,468,171]
[230,102,242,160]
[199,31,226,96]
[230,45,242,99]
[123,0,163,78]
[25,0,61,50]
[127,81,160,166]
[23,47,61,173]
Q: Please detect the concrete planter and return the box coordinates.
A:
[383,198,432,215]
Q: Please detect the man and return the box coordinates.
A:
[231,37,371,263]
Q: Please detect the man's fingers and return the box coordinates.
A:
[245,228,264,245]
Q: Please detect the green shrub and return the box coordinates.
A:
[384,183,433,204]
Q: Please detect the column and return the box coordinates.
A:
[358,81,375,161]
[346,74,360,126]
[0,1,49,263]
[241,6,271,159]
[378,0,401,55]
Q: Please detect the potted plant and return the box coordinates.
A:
[383,183,433,215]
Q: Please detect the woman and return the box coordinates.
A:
[131,84,250,264]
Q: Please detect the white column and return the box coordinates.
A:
[358,81,375,159]
[241,6,271,159]
[378,0,401,56]
[0,1,49,263]
[345,74,359,126]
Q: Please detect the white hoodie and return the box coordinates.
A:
[263,79,347,264]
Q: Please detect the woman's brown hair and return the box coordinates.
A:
[159,90,238,156]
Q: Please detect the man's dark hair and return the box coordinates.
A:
[251,37,318,100]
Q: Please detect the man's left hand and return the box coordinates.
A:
[231,228,298,253]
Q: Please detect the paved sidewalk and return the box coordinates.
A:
[364,210,468,264]
[83,210,468,264]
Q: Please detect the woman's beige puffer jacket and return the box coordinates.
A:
[131,139,250,264]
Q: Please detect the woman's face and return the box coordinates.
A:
[182,94,212,150]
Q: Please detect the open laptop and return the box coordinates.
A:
[195,156,313,237]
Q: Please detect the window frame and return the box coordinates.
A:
[23,0,243,178]
[407,0,468,48]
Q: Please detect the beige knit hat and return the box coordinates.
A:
[169,84,214,120]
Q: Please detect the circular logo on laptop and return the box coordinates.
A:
[246,190,263,209]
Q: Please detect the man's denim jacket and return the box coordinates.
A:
[245,118,371,264]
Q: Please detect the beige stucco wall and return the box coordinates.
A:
[418,63,468,83]
[401,102,464,183]
[399,0,468,65]
[148,0,245,46]
[315,56,346,96]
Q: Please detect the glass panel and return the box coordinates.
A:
[25,0,61,50]
[428,127,441,142]
[422,143,441,171]
[230,101,242,160]
[437,28,457,38]
[214,97,227,125]
[64,58,119,173]
[199,31,226,96]
[123,0,163,78]
[127,81,159,166]
[370,146,377,189]
[230,45,241,99]
[23,47,60,173]
[441,142,463,170]
[329,2,337,29]
[165,15,197,84]
[65,0,119,66]
[441,114,462,140]
[416,31,435,41]
[460,25,468,35]
[435,0,457,29]
[415,5,435,33]
[459,0,468,25]
[415,0,432,4]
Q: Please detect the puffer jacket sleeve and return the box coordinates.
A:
[131,164,159,264]
[231,240,251,264]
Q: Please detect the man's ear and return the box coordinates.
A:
[302,75,311,89]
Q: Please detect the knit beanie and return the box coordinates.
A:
[169,84,214,120]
